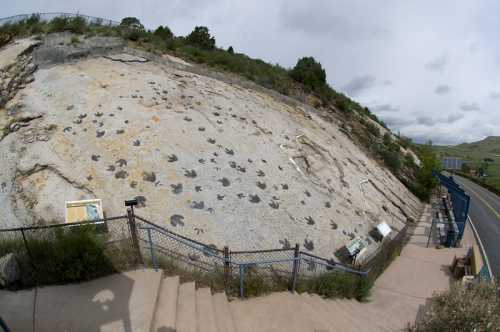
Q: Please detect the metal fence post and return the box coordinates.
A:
[223,246,230,292]
[291,243,300,292]
[239,264,245,298]
[20,229,37,277]
[146,228,157,271]
[0,317,12,332]
[127,208,143,265]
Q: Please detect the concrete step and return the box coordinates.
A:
[298,293,340,332]
[367,287,422,328]
[323,298,380,332]
[307,294,372,332]
[152,275,180,332]
[176,282,197,332]
[212,292,237,332]
[229,291,331,332]
[195,288,218,332]
[337,299,395,332]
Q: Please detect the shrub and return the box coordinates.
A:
[26,224,116,284]
[26,14,41,25]
[296,271,372,301]
[365,120,381,138]
[186,26,216,49]
[227,46,234,54]
[289,56,327,92]
[68,17,87,34]
[399,136,413,149]
[70,36,80,45]
[48,17,70,32]
[409,282,500,332]
[0,224,138,288]
[0,31,12,48]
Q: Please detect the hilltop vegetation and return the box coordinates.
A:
[433,136,500,191]
[0,14,438,200]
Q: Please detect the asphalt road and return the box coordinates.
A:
[451,174,500,277]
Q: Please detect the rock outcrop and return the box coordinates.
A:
[0,253,20,286]
[0,33,422,261]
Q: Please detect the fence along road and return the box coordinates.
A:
[451,174,500,277]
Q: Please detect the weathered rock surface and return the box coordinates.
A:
[0,34,422,260]
[0,253,20,286]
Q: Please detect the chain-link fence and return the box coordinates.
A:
[134,213,371,297]
[0,216,133,288]
[0,13,119,27]
[1,202,410,298]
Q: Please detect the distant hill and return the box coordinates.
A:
[433,136,500,189]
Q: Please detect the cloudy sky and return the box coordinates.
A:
[3,0,500,145]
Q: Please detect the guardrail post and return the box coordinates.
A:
[127,208,143,265]
[291,243,300,292]
[146,228,157,271]
[223,246,230,292]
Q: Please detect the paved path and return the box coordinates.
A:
[0,269,163,332]
[364,204,471,324]
[451,174,500,277]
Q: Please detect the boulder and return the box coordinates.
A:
[0,253,20,287]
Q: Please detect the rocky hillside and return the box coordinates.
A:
[0,33,422,261]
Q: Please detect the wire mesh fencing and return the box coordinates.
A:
[228,248,297,297]
[136,216,226,273]
[132,215,369,298]
[0,216,132,288]
[0,13,119,27]
[1,206,392,298]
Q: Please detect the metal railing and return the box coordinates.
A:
[0,201,414,297]
[0,13,120,27]
[134,214,368,297]
[0,215,131,286]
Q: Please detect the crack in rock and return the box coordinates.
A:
[368,179,410,220]
[15,163,95,196]
[103,54,149,63]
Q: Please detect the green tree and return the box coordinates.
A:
[153,25,173,40]
[461,162,470,174]
[289,56,327,92]
[227,46,234,54]
[414,142,440,201]
[186,26,216,49]
[120,17,144,30]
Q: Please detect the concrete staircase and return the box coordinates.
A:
[151,273,415,332]
[1,269,418,331]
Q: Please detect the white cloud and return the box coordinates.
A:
[2,0,500,144]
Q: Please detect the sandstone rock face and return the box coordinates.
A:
[0,253,20,286]
[0,34,422,260]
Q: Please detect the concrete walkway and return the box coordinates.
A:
[0,269,163,332]
[363,203,472,326]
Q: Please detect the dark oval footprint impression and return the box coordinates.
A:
[170,214,185,227]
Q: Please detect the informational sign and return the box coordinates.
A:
[376,222,392,238]
[65,199,104,223]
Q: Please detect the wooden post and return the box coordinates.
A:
[127,208,143,265]
[223,246,230,292]
[291,243,300,292]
